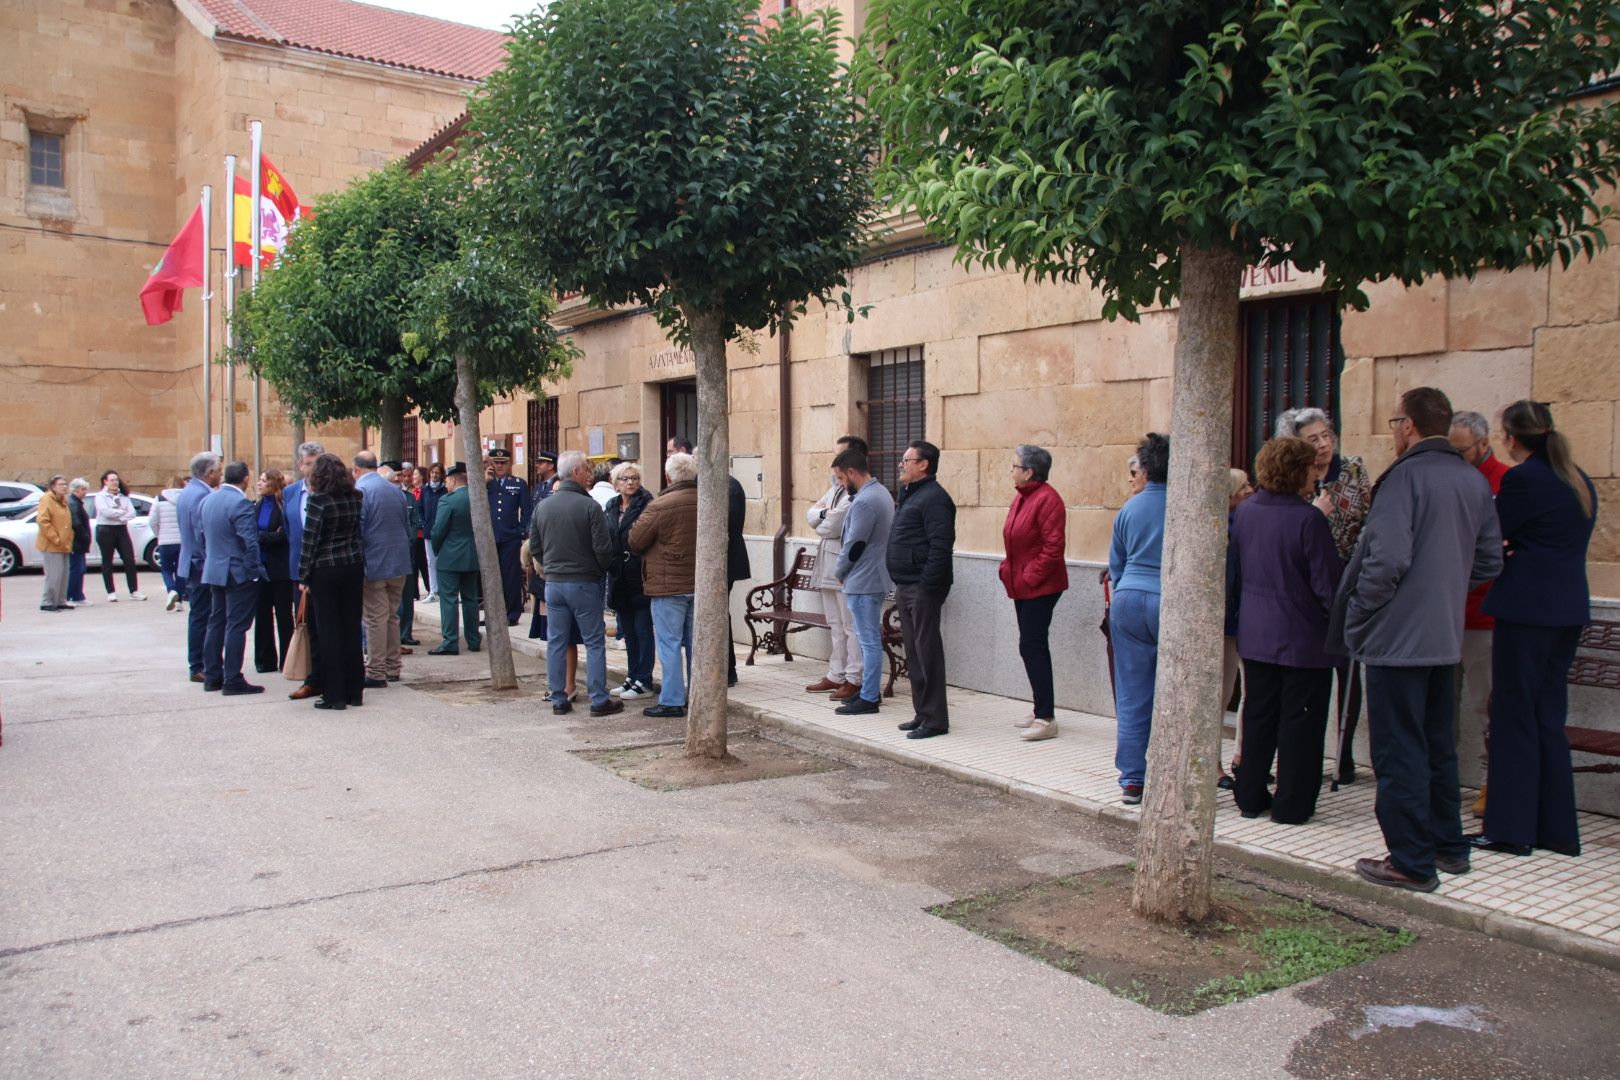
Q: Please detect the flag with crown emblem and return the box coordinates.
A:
[233,154,302,268]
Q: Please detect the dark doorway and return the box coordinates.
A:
[1231,294,1344,469]
[661,379,698,456]
[527,397,559,486]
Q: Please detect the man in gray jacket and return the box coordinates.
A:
[1329,387,1502,893]
[354,451,413,689]
[833,448,894,716]
[530,450,622,718]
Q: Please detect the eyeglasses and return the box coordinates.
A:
[1009,463,1030,473]
[1387,416,1410,429]
[901,456,921,465]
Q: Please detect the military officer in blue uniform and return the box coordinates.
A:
[486,448,530,626]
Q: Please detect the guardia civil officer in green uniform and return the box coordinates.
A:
[486,448,530,627]
[428,463,481,655]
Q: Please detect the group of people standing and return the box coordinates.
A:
[1101,390,1597,893]
[34,471,151,611]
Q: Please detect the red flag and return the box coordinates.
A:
[139,203,205,326]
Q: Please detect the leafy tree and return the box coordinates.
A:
[236,162,464,460]
[471,0,876,757]
[858,0,1620,921]
[404,242,578,690]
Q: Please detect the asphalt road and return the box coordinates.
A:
[2,583,1616,1077]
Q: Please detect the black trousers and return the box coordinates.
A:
[497,538,524,623]
[411,535,430,595]
[1235,660,1334,824]
[1365,664,1466,881]
[95,525,138,593]
[301,585,323,690]
[1483,620,1583,854]
[255,578,295,671]
[1014,593,1061,719]
[308,565,365,705]
[895,583,949,733]
[1334,659,1364,769]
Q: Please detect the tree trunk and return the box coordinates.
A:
[1131,242,1244,925]
[379,393,405,463]
[684,307,733,760]
[292,420,305,462]
[452,351,518,691]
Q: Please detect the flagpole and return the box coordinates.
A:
[224,153,237,463]
[201,184,213,454]
[249,120,264,475]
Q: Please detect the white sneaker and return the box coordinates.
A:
[610,681,631,697]
[61,601,78,609]
[129,592,148,602]
[76,597,93,606]
[619,681,652,700]
[1013,713,1036,728]
[105,593,118,602]
[425,592,438,602]
[1021,719,1058,741]
[165,590,180,611]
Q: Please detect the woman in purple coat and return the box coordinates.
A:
[1228,437,1345,824]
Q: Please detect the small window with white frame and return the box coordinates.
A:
[30,130,65,188]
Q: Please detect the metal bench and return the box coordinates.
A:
[743,546,907,697]
[1568,618,1620,774]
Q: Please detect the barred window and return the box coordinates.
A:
[30,131,64,188]
[862,345,925,496]
[527,396,559,485]
[1232,295,1344,468]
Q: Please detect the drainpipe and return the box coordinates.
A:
[773,0,798,584]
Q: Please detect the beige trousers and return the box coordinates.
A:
[1455,627,1493,786]
[821,587,862,683]
[362,576,405,679]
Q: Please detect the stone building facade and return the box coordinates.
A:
[1,0,504,490]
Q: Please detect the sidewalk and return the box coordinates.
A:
[467,600,1620,968]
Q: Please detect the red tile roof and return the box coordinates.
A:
[189,0,509,81]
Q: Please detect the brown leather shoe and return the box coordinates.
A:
[805,676,841,693]
[190,672,204,684]
[828,681,859,701]
[400,647,414,655]
[1354,856,1439,893]
[288,684,320,701]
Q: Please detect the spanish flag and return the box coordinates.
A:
[233,154,303,268]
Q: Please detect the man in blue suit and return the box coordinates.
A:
[200,461,264,694]
[176,451,221,684]
[282,441,324,700]
[354,450,413,688]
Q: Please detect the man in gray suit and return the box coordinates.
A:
[354,450,413,688]
[199,460,263,694]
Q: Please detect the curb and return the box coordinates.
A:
[729,699,1620,974]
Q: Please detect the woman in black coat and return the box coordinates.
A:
[254,469,296,673]
[298,453,367,711]
[607,462,656,698]
[1472,400,1599,858]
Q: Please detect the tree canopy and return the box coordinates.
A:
[469,0,877,343]
[857,0,1620,317]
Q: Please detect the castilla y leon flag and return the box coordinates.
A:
[138,203,205,326]
[233,154,302,268]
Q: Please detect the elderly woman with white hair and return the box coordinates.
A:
[1275,406,1371,784]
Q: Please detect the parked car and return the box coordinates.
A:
[0,492,160,576]
[0,481,42,505]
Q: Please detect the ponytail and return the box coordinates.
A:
[1501,400,1594,518]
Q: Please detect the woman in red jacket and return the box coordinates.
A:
[999,445,1070,741]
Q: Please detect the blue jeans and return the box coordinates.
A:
[67,552,88,602]
[186,568,214,676]
[158,543,185,599]
[846,592,886,704]
[1110,589,1160,788]
[203,579,257,686]
[619,600,656,687]
[546,580,609,707]
[650,594,694,707]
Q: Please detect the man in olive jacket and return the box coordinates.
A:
[1329,387,1502,893]
[428,465,481,655]
[529,450,620,717]
[886,439,956,739]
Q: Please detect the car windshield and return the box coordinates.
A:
[0,498,40,520]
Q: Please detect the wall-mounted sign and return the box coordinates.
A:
[648,348,696,375]
[1238,260,1326,300]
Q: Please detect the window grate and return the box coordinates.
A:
[527,397,559,486]
[1232,295,1343,468]
[862,345,925,496]
[29,131,64,188]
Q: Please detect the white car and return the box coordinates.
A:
[0,493,161,576]
[0,481,42,505]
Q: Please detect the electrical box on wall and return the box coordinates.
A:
[617,432,640,461]
[732,455,764,500]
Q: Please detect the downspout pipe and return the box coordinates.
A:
[773,0,797,584]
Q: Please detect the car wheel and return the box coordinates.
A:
[0,541,18,576]
[144,539,160,570]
